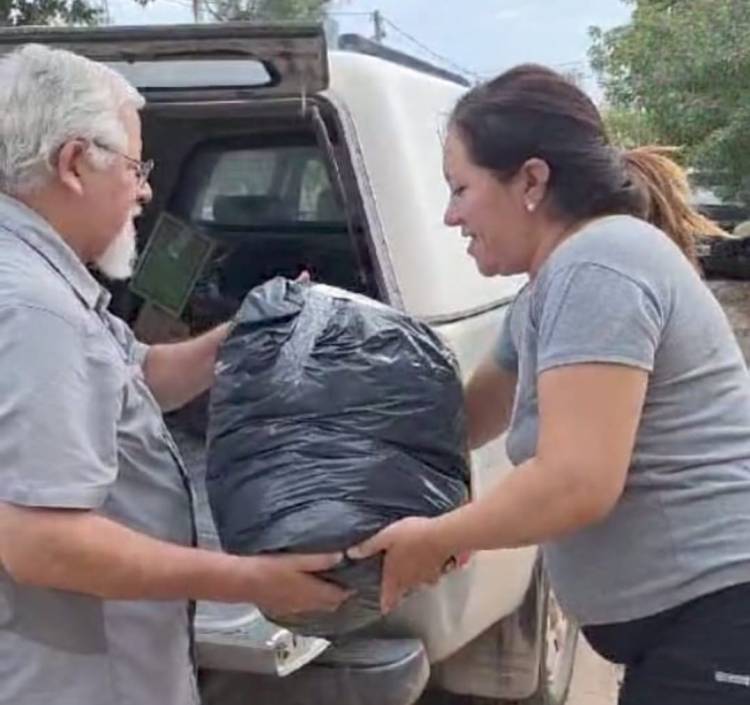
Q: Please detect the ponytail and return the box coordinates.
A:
[623,146,727,267]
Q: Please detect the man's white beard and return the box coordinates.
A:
[96,217,137,281]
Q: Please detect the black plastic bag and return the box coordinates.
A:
[206,278,469,637]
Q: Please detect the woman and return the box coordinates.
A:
[350,65,750,704]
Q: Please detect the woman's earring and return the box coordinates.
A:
[525,201,535,213]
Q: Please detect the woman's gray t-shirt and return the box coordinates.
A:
[496,215,750,625]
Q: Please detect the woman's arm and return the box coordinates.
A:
[444,362,647,549]
[352,362,648,612]
[465,355,517,450]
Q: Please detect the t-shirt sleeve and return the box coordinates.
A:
[535,263,664,374]
[0,305,121,509]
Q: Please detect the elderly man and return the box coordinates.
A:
[0,44,348,705]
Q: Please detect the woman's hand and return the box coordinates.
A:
[348,517,457,613]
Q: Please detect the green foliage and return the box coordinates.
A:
[590,0,750,203]
[0,0,100,26]
[204,0,329,22]
[602,106,661,148]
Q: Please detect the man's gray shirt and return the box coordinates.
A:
[0,193,199,705]
[496,215,750,625]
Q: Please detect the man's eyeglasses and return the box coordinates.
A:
[91,140,154,186]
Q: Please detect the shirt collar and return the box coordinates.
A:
[0,191,110,310]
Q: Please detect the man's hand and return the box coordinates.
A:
[0,503,353,613]
[144,271,310,411]
[240,552,351,616]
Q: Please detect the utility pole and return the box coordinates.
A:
[100,0,111,24]
[372,10,386,43]
[192,0,204,22]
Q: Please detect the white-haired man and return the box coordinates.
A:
[0,44,348,705]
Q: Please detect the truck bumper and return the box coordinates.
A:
[200,637,429,705]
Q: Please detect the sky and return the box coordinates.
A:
[107,0,633,99]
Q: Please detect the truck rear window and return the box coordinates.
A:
[138,135,373,330]
[189,144,346,227]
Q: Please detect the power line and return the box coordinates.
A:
[326,11,374,17]
[552,59,590,69]
[143,4,379,21]
[380,16,482,81]
[104,2,482,84]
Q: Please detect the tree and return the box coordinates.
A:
[602,106,661,149]
[0,0,101,26]
[204,0,330,23]
[590,0,750,203]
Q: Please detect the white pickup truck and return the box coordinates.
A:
[0,22,578,705]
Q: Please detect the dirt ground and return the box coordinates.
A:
[709,279,750,363]
[566,640,621,705]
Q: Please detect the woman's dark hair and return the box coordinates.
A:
[450,64,645,223]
